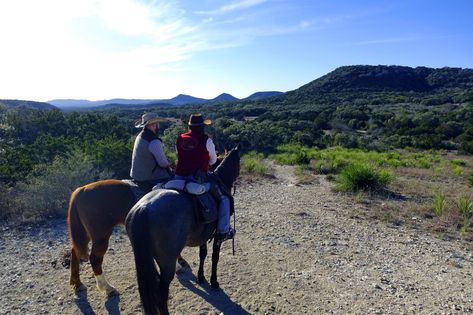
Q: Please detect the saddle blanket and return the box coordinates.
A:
[153,179,211,195]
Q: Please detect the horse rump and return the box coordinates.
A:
[67,187,89,259]
[126,206,162,315]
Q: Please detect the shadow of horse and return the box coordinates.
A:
[73,289,121,315]
[176,266,251,315]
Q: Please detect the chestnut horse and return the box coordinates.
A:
[67,179,137,295]
[126,145,240,315]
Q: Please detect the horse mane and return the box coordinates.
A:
[213,145,240,190]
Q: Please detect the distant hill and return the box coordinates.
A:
[210,93,239,103]
[48,91,283,109]
[244,91,283,100]
[0,99,57,110]
[48,98,158,108]
[290,65,473,97]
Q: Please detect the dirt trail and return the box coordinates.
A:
[1,166,472,314]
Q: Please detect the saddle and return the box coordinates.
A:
[123,175,234,225]
[153,179,219,224]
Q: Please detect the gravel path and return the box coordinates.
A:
[1,165,472,314]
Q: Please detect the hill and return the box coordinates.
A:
[72,65,473,153]
[243,91,284,100]
[49,91,283,109]
[0,99,57,110]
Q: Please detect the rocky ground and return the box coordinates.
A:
[1,164,472,314]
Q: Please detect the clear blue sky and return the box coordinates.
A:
[0,0,472,102]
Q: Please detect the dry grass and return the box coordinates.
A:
[354,154,473,241]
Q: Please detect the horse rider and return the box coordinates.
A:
[130,112,173,190]
[175,113,235,242]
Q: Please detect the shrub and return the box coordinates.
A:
[468,171,473,186]
[9,151,112,222]
[433,190,447,217]
[242,152,268,176]
[456,195,473,219]
[450,159,467,167]
[336,162,392,192]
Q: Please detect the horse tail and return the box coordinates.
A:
[67,187,89,259]
[126,207,161,315]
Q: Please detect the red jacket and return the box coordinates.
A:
[175,130,209,176]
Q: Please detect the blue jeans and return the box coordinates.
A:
[175,175,230,234]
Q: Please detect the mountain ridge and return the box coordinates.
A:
[47,90,284,108]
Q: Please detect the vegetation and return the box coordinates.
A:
[1,64,473,241]
[433,190,447,217]
[336,163,392,192]
[241,152,269,176]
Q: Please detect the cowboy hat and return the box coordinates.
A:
[188,113,212,126]
[134,113,169,128]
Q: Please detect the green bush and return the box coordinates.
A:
[242,151,268,175]
[9,151,112,222]
[336,162,392,192]
[468,171,473,186]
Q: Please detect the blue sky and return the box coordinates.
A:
[0,0,472,101]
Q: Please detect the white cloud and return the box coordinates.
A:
[195,0,269,16]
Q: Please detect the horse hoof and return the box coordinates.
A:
[106,288,119,297]
[177,257,190,269]
[72,283,86,293]
[210,281,220,289]
[197,275,206,284]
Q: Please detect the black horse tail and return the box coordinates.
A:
[67,187,89,259]
[126,207,161,315]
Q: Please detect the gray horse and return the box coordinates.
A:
[125,145,240,315]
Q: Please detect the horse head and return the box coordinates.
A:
[213,144,240,191]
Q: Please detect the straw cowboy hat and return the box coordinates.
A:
[134,113,169,128]
[188,114,212,126]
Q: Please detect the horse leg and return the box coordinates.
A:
[70,247,86,292]
[157,260,176,315]
[197,244,208,283]
[176,254,190,273]
[210,239,222,289]
[89,238,117,295]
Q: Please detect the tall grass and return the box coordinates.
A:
[433,190,447,217]
[271,145,444,170]
[456,195,473,219]
[242,151,268,176]
[336,162,392,192]
[456,195,473,238]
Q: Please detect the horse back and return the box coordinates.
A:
[71,179,136,231]
[129,189,215,249]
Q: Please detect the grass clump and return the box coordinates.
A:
[336,162,392,192]
[456,195,473,219]
[242,151,269,176]
[433,190,447,217]
[455,195,473,238]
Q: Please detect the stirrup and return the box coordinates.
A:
[216,228,235,242]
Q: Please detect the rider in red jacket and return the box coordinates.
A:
[175,114,234,241]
